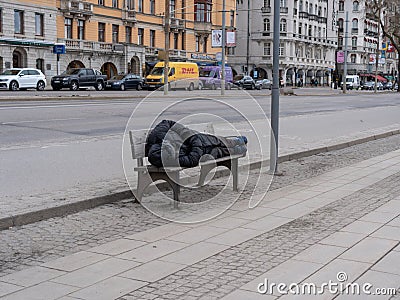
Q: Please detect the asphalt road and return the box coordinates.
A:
[1,89,400,210]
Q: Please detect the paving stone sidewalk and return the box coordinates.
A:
[1,147,399,299]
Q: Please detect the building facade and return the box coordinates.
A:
[0,0,58,81]
[230,0,338,86]
[1,0,236,80]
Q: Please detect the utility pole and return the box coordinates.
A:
[269,0,280,174]
[343,11,349,94]
[164,0,170,95]
[374,7,381,93]
[221,0,226,95]
[246,0,250,75]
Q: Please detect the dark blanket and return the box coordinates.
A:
[145,120,247,168]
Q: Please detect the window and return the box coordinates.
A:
[98,0,104,5]
[279,42,285,56]
[35,13,44,36]
[280,19,287,32]
[264,18,270,32]
[126,26,132,43]
[174,32,179,49]
[195,0,212,22]
[353,1,359,11]
[338,18,344,31]
[170,0,175,18]
[138,0,143,12]
[138,28,144,45]
[299,0,303,11]
[351,54,356,63]
[298,22,302,34]
[112,0,118,8]
[339,0,344,11]
[0,9,2,33]
[263,42,271,56]
[127,0,134,9]
[264,0,270,7]
[280,0,286,7]
[181,31,185,49]
[352,36,357,47]
[36,59,44,73]
[14,10,24,34]
[150,29,155,47]
[308,24,312,36]
[203,36,208,52]
[150,0,155,14]
[352,18,358,29]
[98,22,105,42]
[112,25,119,44]
[78,20,85,40]
[65,18,72,39]
[293,20,296,34]
[230,10,235,27]
[195,35,200,52]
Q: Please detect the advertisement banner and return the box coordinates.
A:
[336,51,344,63]
[226,31,236,47]
[212,30,223,48]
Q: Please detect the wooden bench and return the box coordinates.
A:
[128,123,245,206]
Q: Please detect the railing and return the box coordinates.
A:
[318,16,327,23]
[60,0,93,15]
[351,28,358,34]
[261,6,271,13]
[169,49,187,57]
[299,11,309,19]
[309,14,318,21]
[280,7,288,14]
[123,10,137,22]
[59,38,121,53]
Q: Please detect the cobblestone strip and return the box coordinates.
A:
[120,172,400,300]
[1,135,400,278]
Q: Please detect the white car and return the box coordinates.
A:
[0,68,46,91]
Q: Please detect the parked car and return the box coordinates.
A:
[256,79,272,90]
[0,68,46,91]
[361,81,384,90]
[383,81,393,90]
[51,68,107,91]
[199,66,233,90]
[233,75,256,90]
[106,74,145,91]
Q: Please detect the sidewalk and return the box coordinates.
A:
[1,148,399,299]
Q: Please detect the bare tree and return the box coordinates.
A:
[367,0,400,91]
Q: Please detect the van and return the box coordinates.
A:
[145,62,200,90]
[199,66,233,89]
[344,75,360,90]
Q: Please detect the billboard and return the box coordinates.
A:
[212,30,223,48]
[336,51,344,63]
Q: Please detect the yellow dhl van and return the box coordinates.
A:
[145,62,200,90]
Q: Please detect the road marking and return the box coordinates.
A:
[0,102,138,110]
[1,117,83,125]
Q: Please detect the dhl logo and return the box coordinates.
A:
[181,67,196,74]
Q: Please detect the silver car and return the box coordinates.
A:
[256,79,272,90]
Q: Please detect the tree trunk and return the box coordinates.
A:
[398,58,400,92]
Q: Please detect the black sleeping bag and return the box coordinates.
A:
[145,120,247,168]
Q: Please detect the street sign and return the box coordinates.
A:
[215,52,222,62]
[53,43,66,54]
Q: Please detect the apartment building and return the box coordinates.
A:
[0,0,58,79]
[57,0,236,78]
[230,0,338,86]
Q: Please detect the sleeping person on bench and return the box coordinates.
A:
[145,120,248,168]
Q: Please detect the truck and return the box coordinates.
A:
[199,65,234,90]
[342,75,361,90]
[145,62,200,90]
[51,68,108,91]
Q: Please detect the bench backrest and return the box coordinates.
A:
[129,122,215,166]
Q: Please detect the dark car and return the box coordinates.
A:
[361,81,375,90]
[233,75,256,90]
[383,82,393,90]
[51,68,107,91]
[106,74,145,91]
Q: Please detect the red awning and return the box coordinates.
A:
[375,75,388,82]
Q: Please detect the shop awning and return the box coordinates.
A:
[359,73,387,82]
[0,37,54,47]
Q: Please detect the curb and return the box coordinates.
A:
[1,128,400,230]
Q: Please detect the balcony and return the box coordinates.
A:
[299,11,309,19]
[194,22,212,33]
[123,10,137,24]
[60,0,93,17]
[169,49,187,58]
[318,16,327,23]
[351,28,359,34]
[170,18,186,31]
[59,38,124,53]
[261,6,271,13]
[309,14,318,21]
[280,7,288,14]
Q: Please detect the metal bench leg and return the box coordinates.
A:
[168,171,180,208]
[232,158,239,192]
